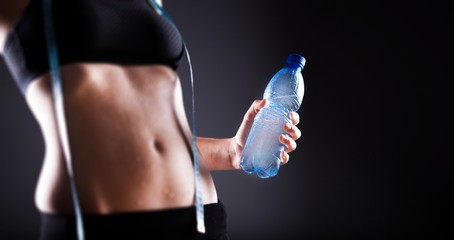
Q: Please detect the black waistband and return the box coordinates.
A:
[40,202,229,240]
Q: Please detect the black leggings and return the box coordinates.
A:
[40,202,230,240]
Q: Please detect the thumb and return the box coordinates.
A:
[235,99,267,146]
[244,99,267,122]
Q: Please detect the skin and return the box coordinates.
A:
[0,0,301,215]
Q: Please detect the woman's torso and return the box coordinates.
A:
[0,0,217,215]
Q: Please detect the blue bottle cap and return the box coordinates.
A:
[286,54,306,69]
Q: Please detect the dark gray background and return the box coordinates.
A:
[0,0,452,239]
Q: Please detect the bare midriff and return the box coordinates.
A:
[25,63,218,215]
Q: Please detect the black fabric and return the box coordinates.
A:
[3,0,184,94]
[40,201,230,240]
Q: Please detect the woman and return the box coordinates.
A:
[0,0,301,239]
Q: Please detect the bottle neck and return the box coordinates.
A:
[286,62,304,71]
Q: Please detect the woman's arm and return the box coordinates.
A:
[197,137,236,170]
[198,99,302,171]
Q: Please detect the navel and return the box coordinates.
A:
[153,140,165,154]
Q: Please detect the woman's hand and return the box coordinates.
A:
[230,99,302,169]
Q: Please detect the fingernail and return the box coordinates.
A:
[282,134,289,141]
[280,134,286,142]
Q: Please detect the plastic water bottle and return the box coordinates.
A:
[240,53,306,178]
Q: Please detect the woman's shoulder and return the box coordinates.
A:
[0,0,31,53]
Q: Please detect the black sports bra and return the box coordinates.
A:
[3,0,184,94]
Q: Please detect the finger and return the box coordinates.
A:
[289,111,300,125]
[280,151,290,165]
[279,134,297,153]
[284,123,302,140]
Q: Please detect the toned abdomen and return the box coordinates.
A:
[26,63,216,214]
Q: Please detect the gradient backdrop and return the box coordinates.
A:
[0,0,452,239]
